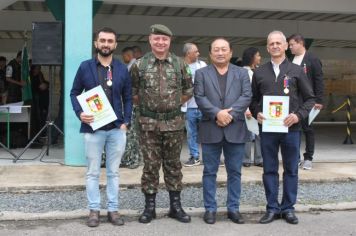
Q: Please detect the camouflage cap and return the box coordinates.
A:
[150,24,173,37]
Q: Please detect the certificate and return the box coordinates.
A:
[262,95,289,133]
[77,85,117,131]
[245,115,259,135]
[308,107,320,125]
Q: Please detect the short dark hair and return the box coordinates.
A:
[131,45,142,53]
[287,33,305,46]
[16,51,22,58]
[209,37,231,53]
[0,56,6,62]
[121,47,133,54]
[241,47,260,67]
[95,27,117,41]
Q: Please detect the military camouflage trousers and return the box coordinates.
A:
[140,129,184,194]
[121,106,143,168]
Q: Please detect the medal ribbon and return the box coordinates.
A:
[283,75,289,89]
[106,66,112,82]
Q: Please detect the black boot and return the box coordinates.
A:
[168,191,191,223]
[139,193,156,223]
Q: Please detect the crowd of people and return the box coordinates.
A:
[69,24,324,228]
[0,52,50,146]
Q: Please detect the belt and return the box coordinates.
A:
[140,108,182,120]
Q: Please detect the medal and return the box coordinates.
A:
[283,75,289,94]
[106,65,112,87]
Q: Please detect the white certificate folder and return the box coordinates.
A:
[77,85,117,131]
[262,95,289,133]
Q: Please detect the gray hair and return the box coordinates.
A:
[267,30,287,43]
[183,43,196,56]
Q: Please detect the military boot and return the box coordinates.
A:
[168,191,191,223]
[139,193,156,223]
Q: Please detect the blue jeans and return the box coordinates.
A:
[260,131,300,213]
[84,129,126,212]
[202,139,244,212]
[185,108,202,159]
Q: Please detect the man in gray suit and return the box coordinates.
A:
[194,38,252,224]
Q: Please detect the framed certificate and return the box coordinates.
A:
[262,95,289,133]
[77,85,117,130]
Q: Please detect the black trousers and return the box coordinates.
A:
[301,118,315,161]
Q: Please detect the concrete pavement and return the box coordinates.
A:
[0,124,355,221]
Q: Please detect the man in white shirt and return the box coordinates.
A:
[182,43,207,166]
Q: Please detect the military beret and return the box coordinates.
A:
[150,24,173,37]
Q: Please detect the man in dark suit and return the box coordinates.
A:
[250,31,315,225]
[194,38,252,224]
[70,27,132,227]
[288,34,324,170]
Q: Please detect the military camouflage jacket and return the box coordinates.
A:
[131,52,193,131]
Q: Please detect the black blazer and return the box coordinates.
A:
[291,51,324,104]
[250,59,315,131]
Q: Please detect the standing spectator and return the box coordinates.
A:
[30,65,49,138]
[288,33,324,170]
[131,24,193,224]
[0,56,7,104]
[132,45,143,59]
[121,46,142,169]
[6,51,24,103]
[182,43,207,167]
[121,47,136,71]
[70,27,132,227]
[195,38,252,224]
[250,31,315,225]
[241,47,263,167]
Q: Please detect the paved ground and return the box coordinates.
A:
[0,124,355,223]
[0,210,356,236]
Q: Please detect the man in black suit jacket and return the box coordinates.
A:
[194,38,251,224]
[288,34,324,170]
[250,31,315,225]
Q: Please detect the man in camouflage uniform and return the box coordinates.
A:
[130,24,193,224]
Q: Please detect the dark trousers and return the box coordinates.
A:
[301,119,315,161]
[260,131,300,213]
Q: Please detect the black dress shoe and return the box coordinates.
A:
[282,211,299,224]
[203,211,216,224]
[259,212,281,224]
[227,211,245,224]
[243,163,251,167]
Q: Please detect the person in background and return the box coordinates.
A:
[121,47,136,71]
[0,56,7,104]
[241,47,263,168]
[132,45,143,59]
[182,42,207,167]
[30,64,49,138]
[6,51,24,103]
[288,33,324,170]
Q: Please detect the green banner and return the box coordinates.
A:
[21,44,32,102]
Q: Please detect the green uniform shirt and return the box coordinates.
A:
[131,52,193,131]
